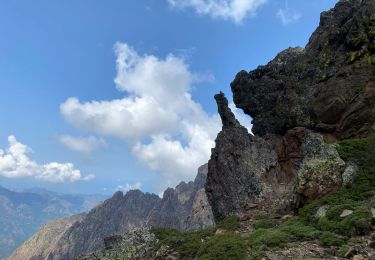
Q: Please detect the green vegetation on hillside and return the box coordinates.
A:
[152,216,246,259]
[151,133,375,259]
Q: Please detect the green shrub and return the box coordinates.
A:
[197,233,247,260]
[247,218,319,249]
[338,245,350,257]
[280,74,289,82]
[336,133,375,168]
[353,218,372,235]
[321,231,345,246]
[151,227,215,259]
[295,84,305,94]
[253,218,277,229]
[216,215,241,231]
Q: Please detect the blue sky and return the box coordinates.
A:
[0,0,337,195]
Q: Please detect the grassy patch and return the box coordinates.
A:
[151,227,215,259]
[197,233,247,260]
[321,231,345,246]
[253,218,277,229]
[295,84,305,94]
[216,215,241,231]
[248,218,319,248]
[151,216,243,259]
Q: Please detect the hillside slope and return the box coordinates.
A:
[0,186,104,259]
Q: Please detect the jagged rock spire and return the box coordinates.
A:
[214,92,240,127]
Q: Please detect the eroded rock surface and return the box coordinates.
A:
[206,0,374,222]
[206,94,348,220]
[76,228,158,260]
[231,0,375,139]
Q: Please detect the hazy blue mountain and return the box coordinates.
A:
[0,185,106,259]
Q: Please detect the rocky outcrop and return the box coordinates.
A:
[76,228,159,260]
[231,0,375,139]
[206,94,348,220]
[10,165,214,259]
[205,0,375,221]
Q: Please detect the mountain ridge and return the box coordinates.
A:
[8,164,214,260]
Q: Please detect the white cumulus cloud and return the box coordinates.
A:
[0,135,93,182]
[167,0,267,23]
[58,135,106,155]
[61,42,252,191]
[277,6,301,25]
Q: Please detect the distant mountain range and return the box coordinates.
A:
[0,185,106,259]
[8,164,215,259]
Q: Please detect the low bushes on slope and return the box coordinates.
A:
[151,216,245,259]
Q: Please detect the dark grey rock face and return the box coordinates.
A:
[231,0,375,139]
[206,94,347,220]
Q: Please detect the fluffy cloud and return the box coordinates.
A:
[58,135,106,155]
[0,135,93,182]
[277,7,301,25]
[167,0,267,23]
[61,43,199,141]
[61,42,252,190]
[116,182,142,193]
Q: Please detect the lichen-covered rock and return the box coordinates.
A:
[231,0,375,139]
[76,228,158,260]
[294,131,346,204]
[206,94,348,220]
[342,162,359,187]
